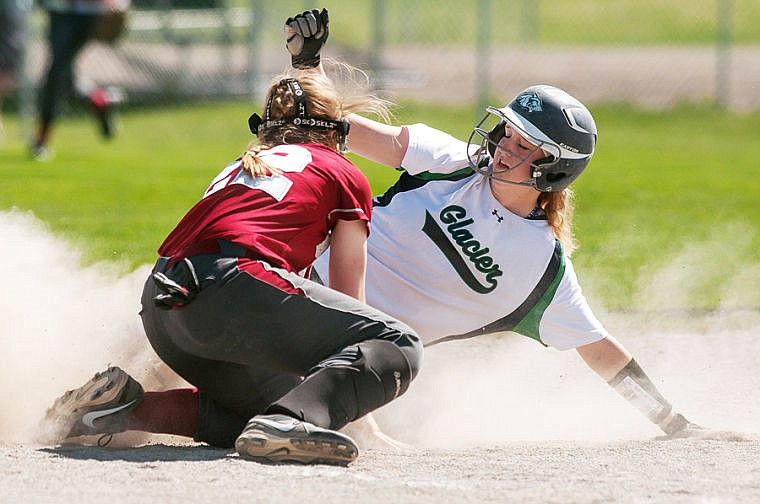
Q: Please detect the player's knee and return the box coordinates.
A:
[353,338,421,417]
[381,322,423,380]
[266,335,423,430]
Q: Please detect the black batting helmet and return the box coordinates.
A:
[467,85,597,192]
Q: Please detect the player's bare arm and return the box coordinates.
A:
[328,218,367,302]
[346,114,409,168]
[575,335,632,381]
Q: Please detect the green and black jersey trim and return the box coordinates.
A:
[373,166,476,208]
[426,239,566,348]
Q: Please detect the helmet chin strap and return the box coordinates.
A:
[474,164,537,188]
[469,132,542,188]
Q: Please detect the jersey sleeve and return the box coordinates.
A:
[327,161,373,232]
[401,123,481,176]
[538,258,609,351]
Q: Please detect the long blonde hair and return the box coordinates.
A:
[241,61,392,175]
[538,188,576,255]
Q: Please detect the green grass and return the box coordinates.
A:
[104,0,760,46]
[243,0,760,46]
[573,103,760,310]
[1,99,759,311]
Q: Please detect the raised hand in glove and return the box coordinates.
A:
[284,8,329,69]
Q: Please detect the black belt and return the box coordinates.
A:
[159,239,255,271]
[153,239,252,309]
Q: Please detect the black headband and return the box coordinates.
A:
[248,78,349,139]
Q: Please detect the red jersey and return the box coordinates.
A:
[159,143,372,276]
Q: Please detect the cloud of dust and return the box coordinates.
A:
[0,210,171,443]
[2,210,756,448]
[375,224,760,447]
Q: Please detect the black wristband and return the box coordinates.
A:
[608,358,673,425]
[292,55,320,69]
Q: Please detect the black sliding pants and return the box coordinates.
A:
[140,251,422,448]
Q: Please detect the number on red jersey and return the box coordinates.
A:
[203,145,313,201]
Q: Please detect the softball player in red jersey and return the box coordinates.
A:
[43,70,422,466]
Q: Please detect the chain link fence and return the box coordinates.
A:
[17,0,760,122]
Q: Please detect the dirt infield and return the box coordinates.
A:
[2,438,759,504]
[1,196,759,503]
[2,306,759,504]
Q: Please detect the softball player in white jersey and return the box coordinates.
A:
[289,8,709,440]
[317,121,608,352]
[335,121,607,352]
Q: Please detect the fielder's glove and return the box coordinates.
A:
[152,258,201,310]
[284,8,329,69]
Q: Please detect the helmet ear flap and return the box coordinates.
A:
[533,157,586,192]
[337,118,350,151]
[487,120,506,157]
[248,113,262,135]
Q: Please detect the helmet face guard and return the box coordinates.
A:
[467,85,597,192]
[467,107,561,189]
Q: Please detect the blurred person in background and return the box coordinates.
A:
[286,9,717,443]
[31,0,128,161]
[0,0,32,144]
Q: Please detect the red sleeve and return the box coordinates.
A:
[327,159,373,234]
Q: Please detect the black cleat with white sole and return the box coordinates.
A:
[235,414,359,466]
[40,366,144,443]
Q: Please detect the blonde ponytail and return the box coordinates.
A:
[240,145,272,178]
[538,188,576,256]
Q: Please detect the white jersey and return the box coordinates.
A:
[315,123,608,350]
